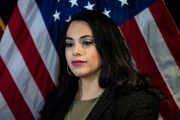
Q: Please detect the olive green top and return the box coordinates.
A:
[64,96,100,120]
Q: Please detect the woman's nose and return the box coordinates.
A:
[72,44,82,56]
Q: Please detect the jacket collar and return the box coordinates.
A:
[86,85,117,120]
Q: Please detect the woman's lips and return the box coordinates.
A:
[72,60,86,66]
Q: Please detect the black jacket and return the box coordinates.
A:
[48,85,160,120]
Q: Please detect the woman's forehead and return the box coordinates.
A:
[66,21,92,37]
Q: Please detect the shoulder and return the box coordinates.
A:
[117,89,160,109]
[119,85,159,99]
[116,84,160,107]
[113,86,160,119]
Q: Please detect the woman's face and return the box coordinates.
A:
[65,21,101,78]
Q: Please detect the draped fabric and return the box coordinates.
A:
[0,0,179,119]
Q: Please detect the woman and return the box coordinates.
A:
[40,10,161,120]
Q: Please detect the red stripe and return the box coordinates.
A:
[120,17,179,120]
[149,0,180,68]
[0,57,35,120]
[8,6,56,98]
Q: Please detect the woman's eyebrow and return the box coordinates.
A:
[65,37,73,40]
[80,35,93,39]
[65,35,93,40]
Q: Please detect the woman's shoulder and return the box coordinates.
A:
[112,85,160,119]
[116,83,161,102]
[118,87,159,104]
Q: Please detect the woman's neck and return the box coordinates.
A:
[76,73,104,100]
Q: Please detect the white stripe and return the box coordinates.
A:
[0,92,15,120]
[0,27,44,119]
[158,114,163,120]
[135,8,180,108]
[17,0,59,85]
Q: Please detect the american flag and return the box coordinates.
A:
[0,0,179,120]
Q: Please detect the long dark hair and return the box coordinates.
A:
[40,10,161,119]
[60,10,151,88]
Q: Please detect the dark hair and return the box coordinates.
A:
[40,10,161,119]
[60,10,148,88]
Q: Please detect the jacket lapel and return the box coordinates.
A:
[86,86,116,120]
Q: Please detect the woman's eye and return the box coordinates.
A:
[65,42,73,47]
[82,41,94,46]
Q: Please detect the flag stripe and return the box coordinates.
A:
[135,8,180,119]
[1,0,179,119]
[0,57,35,120]
[17,0,59,84]
[0,27,44,119]
[0,92,15,120]
[158,114,163,120]
[120,16,178,120]
[135,7,180,107]
[8,6,56,98]
[149,0,180,67]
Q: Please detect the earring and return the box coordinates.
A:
[67,65,74,76]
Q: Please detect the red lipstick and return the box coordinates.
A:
[72,60,86,66]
